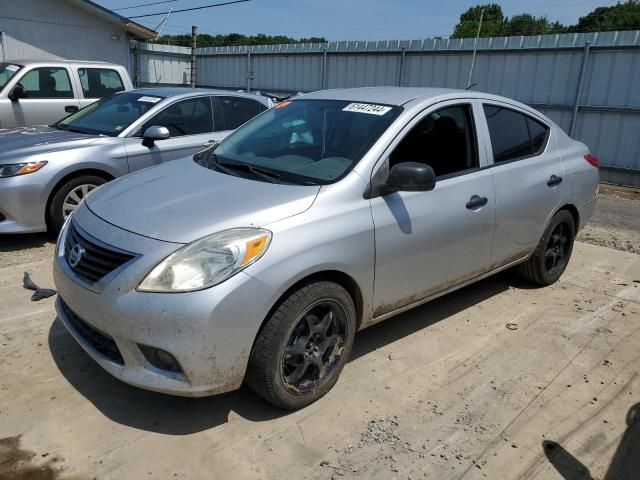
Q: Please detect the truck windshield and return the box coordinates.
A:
[200,99,402,185]
[0,63,22,90]
[54,92,165,136]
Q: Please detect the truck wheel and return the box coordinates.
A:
[516,210,575,286]
[48,175,106,233]
[246,281,356,410]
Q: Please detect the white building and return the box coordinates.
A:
[0,0,156,72]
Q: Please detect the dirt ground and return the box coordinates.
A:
[1,184,639,480]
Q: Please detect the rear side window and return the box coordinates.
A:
[214,96,266,131]
[78,68,125,98]
[483,105,549,163]
[18,67,74,99]
[140,96,213,137]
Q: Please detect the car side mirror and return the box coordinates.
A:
[8,83,27,102]
[387,162,436,193]
[142,125,170,148]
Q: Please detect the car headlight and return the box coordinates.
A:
[138,228,272,293]
[0,161,47,178]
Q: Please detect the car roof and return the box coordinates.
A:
[298,86,553,124]
[5,59,125,67]
[131,87,271,103]
[300,86,520,107]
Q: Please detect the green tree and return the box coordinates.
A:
[571,0,640,32]
[452,3,506,39]
[503,14,567,36]
[155,33,327,48]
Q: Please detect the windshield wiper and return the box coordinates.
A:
[215,158,283,184]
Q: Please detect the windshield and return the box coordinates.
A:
[0,63,22,90]
[202,99,402,185]
[54,92,165,136]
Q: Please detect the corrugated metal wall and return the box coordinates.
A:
[183,31,640,178]
[132,43,191,86]
[0,0,133,70]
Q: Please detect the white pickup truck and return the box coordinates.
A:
[0,59,133,128]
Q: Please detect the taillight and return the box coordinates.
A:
[584,153,600,169]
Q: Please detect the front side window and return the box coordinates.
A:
[78,68,125,98]
[0,63,22,91]
[214,96,267,131]
[389,104,478,178]
[55,92,164,136]
[201,99,402,185]
[140,97,213,137]
[483,105,550,163]
[18,67,74,99]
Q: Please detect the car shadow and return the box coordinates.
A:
[0,233,54,252]
[542,402,640,480]
[48,270,534,436]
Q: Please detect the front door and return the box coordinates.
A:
[124,96,224,172]
[6,66,79,127]
[370,102,496,319]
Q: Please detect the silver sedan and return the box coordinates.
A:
[0,87,271,233]
[53,87,599,409]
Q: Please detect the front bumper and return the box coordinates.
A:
[0,175,49,233]
[53,205,276,397]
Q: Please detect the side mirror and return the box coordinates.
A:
[142,125,170,148]
[8,83,27,102]
[386,162,436,192]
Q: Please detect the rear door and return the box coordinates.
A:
[124,95,217,172]
[76,67,127,109]
[212,95,268,140]
[479,102,564,266]
[370,100,496,318]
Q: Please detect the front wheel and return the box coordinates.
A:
[246,281,356,409]
[516,210,576,286]
[48,175,106,233]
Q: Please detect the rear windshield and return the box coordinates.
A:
[202,99,402,185]
[54,92,165,136]
[0,63,22,90]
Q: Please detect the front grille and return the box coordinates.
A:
[65,222,134,284]
[60,299,124,365]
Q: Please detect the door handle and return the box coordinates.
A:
[547,175,563,187]
[466,195,488,210]
[65,105,79,113]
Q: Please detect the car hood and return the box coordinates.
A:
[0,126,100,162]
[86,157,321,243]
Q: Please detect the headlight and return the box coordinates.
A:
[138,228,271,293]
[0,161,47,178]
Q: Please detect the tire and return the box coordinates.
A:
[516,210,575,286]
[246,281,357,410]
[47,175,106,233]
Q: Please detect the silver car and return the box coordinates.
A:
[0,87,270,233]
[53,87,599,409]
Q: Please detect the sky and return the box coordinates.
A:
[95,0,624,41]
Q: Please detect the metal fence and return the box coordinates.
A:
[132,31,640,185]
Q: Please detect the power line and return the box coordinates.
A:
[128,0,250,18]
[113,0,179,11]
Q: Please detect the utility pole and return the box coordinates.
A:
[190,25,197,88]
[466,8,484,89]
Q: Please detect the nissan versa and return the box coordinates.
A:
[53,87,599,409]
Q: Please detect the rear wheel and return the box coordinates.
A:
[48,175,106,233]
[516,210,575,286]
[246,281,356,409]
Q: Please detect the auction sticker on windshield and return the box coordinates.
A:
[137,96,162,103]
[342,103,392,116]
[5,65,20,72]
